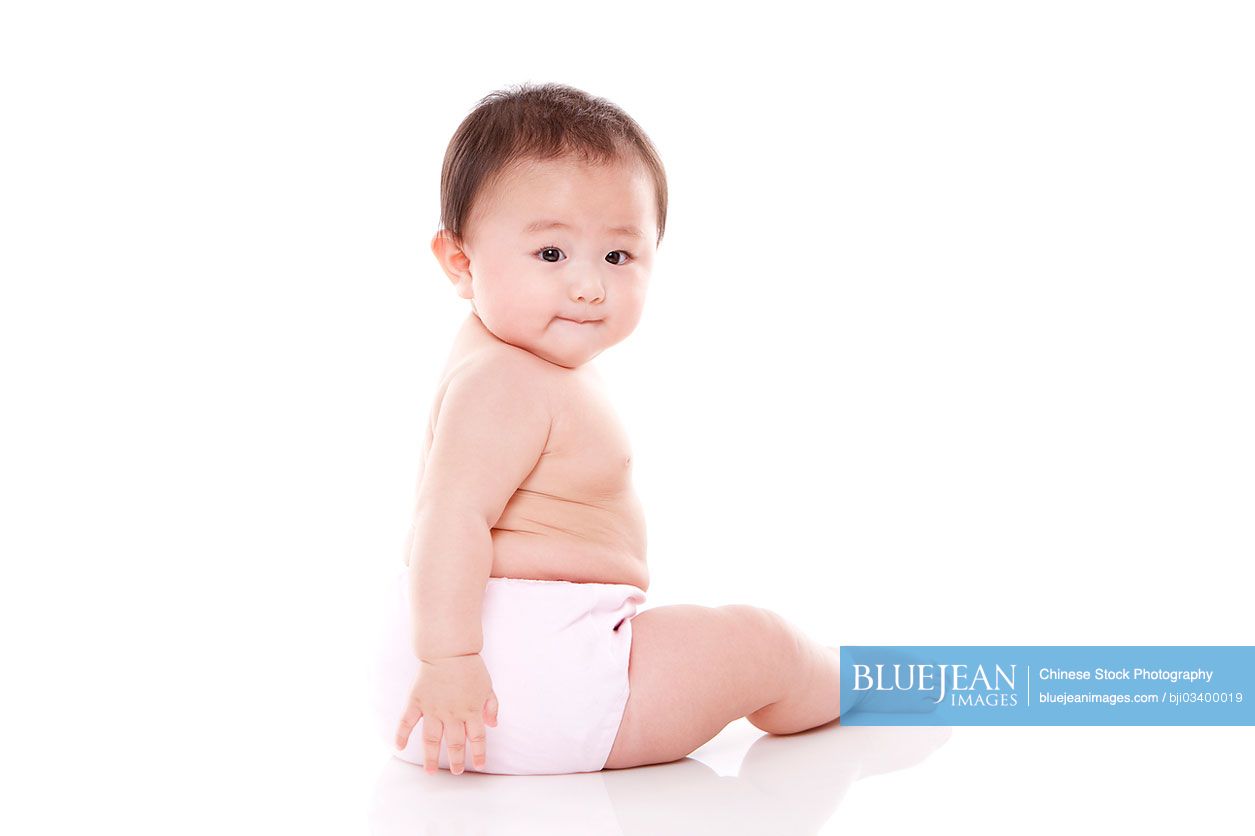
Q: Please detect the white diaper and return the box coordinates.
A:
[372,567,647,775]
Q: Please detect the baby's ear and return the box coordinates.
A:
[430,230,474,298]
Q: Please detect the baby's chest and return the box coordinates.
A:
[527,392,633,499]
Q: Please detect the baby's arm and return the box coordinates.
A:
[407,357,552,656]
[398,356,552,773]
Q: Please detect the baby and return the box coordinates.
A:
[376,82,842,776]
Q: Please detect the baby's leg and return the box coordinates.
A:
[603,604,841,770]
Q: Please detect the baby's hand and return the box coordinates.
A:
[395,653,499,774]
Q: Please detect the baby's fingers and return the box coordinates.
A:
[465,718,488,770]
[445,721,467,775]
[394,702,424,751]
[422,717,445,774]
[483,691,499,727]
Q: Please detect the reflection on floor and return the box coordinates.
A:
[369,717,952,835]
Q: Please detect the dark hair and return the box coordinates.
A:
[439,82,668,249]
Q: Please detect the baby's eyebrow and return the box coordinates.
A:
[523,219,644,239]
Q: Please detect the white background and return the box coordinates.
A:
[2,1,1251,833]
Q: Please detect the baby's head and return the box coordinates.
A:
[431,82,668,369]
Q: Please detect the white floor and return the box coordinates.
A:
[13,687,1250,835]
[366,720,1254,835]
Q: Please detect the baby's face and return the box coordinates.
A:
[437,156,657,369]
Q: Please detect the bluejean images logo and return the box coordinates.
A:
[839,646,1255,726]
[853,661,1017,707]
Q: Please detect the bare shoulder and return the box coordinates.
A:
[416,342,563,526]
[436,339,565,422]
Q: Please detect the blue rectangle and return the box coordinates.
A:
[839,646,1255,725]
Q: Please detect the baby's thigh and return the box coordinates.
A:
[603,604,798,770]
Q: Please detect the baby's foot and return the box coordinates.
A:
[828,646,859,715]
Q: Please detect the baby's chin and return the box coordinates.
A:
[539,342,603,369]
[485,331,597,369]
[540,336,606,369]
[479,316,610,368]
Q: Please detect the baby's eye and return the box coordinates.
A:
[534,247,633,266]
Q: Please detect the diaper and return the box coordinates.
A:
[372,567,647,775]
